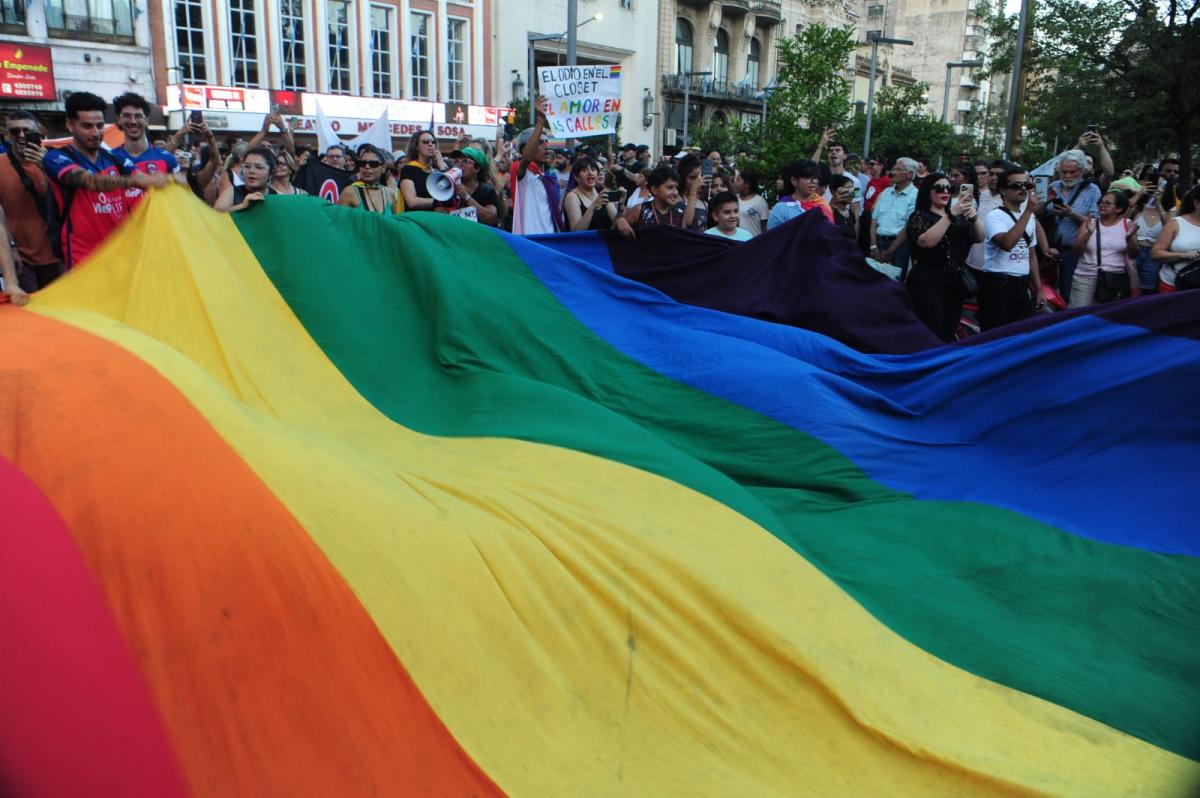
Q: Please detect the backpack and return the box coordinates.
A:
[46,147,132,264]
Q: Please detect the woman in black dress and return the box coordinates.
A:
[904,172,984,342]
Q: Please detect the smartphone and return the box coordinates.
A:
[701,159,713,177]
[959,183,973,198]
[271,103,280,114]
[604,189,623,202]
[25,131,42,147]
[1051,197,1066,207]
[1086,123,1098,133]
[189,109,203,125]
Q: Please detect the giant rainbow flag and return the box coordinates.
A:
[2,186,1198,796]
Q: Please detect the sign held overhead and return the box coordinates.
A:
[537,65,622,138]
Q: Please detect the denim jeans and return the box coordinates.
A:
[1135,245,1160,292]
[878,234,911,280]
[1057,248,1079,298]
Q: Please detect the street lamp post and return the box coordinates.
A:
[681,70,711,149]
[526,13,602,124]
[1004,0,1032,158]
[862,32,913,158]
[939,59,983,168]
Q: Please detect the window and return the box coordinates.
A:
[327,0,352,94]
[228,0,259,86]
[280,0,307,91]
[674,18,693,74]
[713,28,729,84]
[173,0,206,82]
[619,0,633,7]
[45,0,133,40]
[1,0,26,28]
[747,37,760,88]
[447,17,467,102]
[410,11,431,100]
[369,4,393,97]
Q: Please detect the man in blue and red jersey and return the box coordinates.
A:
[110,92,186,205]
[42,92,168,269]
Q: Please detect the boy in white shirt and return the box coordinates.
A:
[704,191,754,241]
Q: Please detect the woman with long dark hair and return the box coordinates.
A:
[904,171,984,341]
[397,130,448,212]
[215,146,276,212]
[339,145,398,214]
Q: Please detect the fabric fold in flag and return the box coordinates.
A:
[2,186,1197,797]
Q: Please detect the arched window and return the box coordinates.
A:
[747,37,761,88]
[675,18,693,74]
[714,28,729,84]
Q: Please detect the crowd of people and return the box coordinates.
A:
[2,92,1197,343]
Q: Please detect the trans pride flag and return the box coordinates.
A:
[1,186,1197,796]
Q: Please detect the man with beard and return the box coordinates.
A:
[43,92,168,268]
[1047,149,1101,298]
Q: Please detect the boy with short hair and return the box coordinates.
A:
[627,166,686,228]
[704,191,753,241]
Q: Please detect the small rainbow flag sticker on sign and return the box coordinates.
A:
[610,65,621,78]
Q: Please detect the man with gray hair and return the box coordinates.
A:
[869,156,919,278]
[1047,147,1102,297]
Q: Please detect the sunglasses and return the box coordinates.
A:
[1005,181,1035,190]
[931,184,952,192]
[358,160,383,168]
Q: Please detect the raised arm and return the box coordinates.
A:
[517,96,548,181]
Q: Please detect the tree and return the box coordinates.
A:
[979,0,1200,181]
[841,82,959,166]
[757,24,858,185]
[687,118,760,160]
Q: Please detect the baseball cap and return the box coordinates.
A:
[449,147,489,171]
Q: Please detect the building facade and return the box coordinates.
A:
[150,0,503,142]
[655,0,785,149]
[490,0,661,150]
[1,0,156,130]
[888,0,987,131]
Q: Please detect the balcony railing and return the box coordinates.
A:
[752,0,783,20]
[46,8,134,41]
[661,73,761,102]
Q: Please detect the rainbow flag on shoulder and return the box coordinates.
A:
[1,186,1197,796]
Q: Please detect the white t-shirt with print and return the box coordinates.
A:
[984,207,1038,276]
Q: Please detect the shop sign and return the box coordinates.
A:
[0,44,56,101]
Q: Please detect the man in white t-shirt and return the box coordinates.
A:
[511,96,559,235]
[981,167,1044,330]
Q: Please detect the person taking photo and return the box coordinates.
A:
[980,166,1044,330]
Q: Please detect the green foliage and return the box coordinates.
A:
[757,24,858,181]
[841,82,959,165]
[687,118,761,159]
[977,0,1200,178]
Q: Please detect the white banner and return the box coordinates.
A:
[536,65,622,138]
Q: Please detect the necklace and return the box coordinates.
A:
[362,185,382,213]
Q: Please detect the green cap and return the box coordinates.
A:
[450,147,489,171]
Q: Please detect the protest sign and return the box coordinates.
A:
[536,65,622,137]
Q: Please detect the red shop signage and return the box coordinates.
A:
[0,44,56,102]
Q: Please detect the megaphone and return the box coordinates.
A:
[427,167,462,202]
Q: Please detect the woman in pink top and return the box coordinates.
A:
[1068,190,1139,307]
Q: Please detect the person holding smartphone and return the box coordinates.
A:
[906,172,984,341]
[563,156,630,235]
[0,110,60,289]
